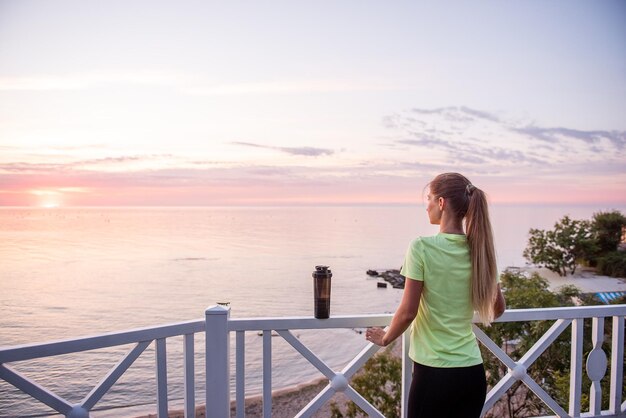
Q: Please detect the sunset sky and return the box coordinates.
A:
[1,0,625,207]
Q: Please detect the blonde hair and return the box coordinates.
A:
[429,173,498,326]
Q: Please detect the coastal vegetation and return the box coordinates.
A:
[592,211,626,277]
[524,211,626,277]
[597,250,626,278]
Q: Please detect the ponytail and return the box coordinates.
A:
[466,188,498,326]
[429,173,498,326]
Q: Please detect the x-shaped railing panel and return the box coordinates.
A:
[276,329,386,418]
[0,340,151,417]
[474,319,572,417]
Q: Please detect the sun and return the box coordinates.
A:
[41,202,60,209]
[30,189,64,208]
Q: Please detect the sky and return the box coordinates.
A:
[1,0,625,207]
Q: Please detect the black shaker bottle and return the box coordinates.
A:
[313,265,332,319]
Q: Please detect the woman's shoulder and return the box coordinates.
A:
[410,235,438,245]
[408,235,437,251]
[408,235,454,256]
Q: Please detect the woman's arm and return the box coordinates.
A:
[493,283,506,319]
[366,278,423,346]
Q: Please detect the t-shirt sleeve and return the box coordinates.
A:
[400,238,424,281]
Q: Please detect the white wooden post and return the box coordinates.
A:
[155,338,168,417]
[206,305,231,418]
[262,330,272,418]
[235,331,246,418]
[183,334,195,418]
[401,329,412,418]
[569,318,583,417]
[609,315,624,415]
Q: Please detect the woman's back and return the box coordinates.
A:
[402,233,482,367]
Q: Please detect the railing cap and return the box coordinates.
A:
[205,305,231,315]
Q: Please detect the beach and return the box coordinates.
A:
[516,266,626,294]
[135,379,342,418]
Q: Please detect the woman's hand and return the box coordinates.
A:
[365,327,388,346]
[366,278,422,347]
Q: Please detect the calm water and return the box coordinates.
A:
[1,205,623,417]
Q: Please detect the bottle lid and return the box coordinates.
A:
[313,265,332,278]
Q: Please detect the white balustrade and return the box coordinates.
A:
[0,306,624,418]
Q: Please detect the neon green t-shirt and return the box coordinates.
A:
[400,233,483,368]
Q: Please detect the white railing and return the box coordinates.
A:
[0,319,205,418]
[1,305,625,418]
[474,306,626,418]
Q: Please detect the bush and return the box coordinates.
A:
[592,211,626,255]
[596,251,626,278]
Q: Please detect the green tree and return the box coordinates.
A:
[589,211,626,276]
[523,216,596,276]
[592,211,626,255]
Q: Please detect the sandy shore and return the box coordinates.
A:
[514,265,626,293]
[133,377,359,418]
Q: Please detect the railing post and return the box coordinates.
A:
[183,334,195,418]
[155,338,168,417]
[206,305,231,418]
[609,315,624,415]
[262,330,272,418]
[569,318,583,417]
[401,329,412,418]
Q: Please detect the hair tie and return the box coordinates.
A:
[466,183,476,196]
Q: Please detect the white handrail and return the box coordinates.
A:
[0,318,204,363]
[0,305,624,418]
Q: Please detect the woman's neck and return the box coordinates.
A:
[439,213,465,235]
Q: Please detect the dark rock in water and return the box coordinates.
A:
[367,269,405,288]
[366,269,379,276]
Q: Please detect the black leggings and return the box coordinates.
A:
[407,362,487,418]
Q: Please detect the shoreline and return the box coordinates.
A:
[514,265,626,294]
[132,376,349,418]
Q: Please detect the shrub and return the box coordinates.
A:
[596,251,626,278]
[592,211,626,255]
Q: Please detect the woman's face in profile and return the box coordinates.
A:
[426,191,441,225]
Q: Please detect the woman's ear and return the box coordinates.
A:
[438,197,444,211]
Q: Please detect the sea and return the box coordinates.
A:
[1,204,623,417]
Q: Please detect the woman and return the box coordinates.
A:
[366,173,506,418]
